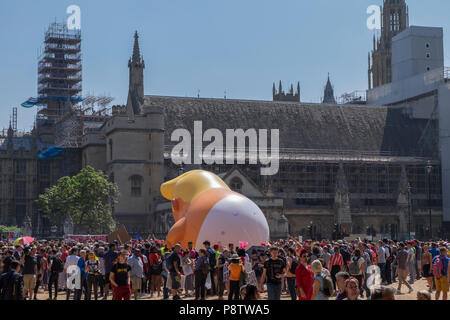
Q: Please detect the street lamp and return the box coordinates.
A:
[426,161,433,239]
[407,183,412,240]
[310,221,313,240]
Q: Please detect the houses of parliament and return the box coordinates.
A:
[2,0,449,240]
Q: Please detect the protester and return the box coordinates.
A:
[110,249,131,300]
[260,247,286,300]
[343,277,361,300]
[311,260,328,300]
[394,242,414,295]
[228,253,244,300]
[2,236,449,301]
[295,248,314,300]
[148,246,163,297]
[335,271,350,300]
[127,247,144,300]
[0,260,24,300]
[167,244,182,300]
[86,252,100,300]
[370,285,396,300]
[47,250,63,300]
[432,247,449,300]
[195,249,210,300]
[421,244,433,293]
[182,251,194,297]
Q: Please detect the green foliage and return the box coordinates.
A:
[0,225,21,234]
[35,166,119,234]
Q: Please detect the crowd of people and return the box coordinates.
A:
[0,236,449,301]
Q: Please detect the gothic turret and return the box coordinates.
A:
[273,81,300,102]
[126,31,145,118]
[322,74,336,104]
[368,0,409,89]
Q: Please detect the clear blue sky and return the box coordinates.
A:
[0,0,449,131]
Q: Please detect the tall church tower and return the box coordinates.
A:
[127,31,145,117]
[369,0,409,89]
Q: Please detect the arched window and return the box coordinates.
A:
[230,177,243,193]
[130,175,143,197]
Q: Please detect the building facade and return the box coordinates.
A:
[80,31,445,240]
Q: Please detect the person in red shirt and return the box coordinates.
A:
[295,249,314,300]
[148,247,163,297]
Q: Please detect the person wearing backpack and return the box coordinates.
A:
[348,248,366,298]
[432,247,449,300]
[148,246,163,298]
[203,241,217,296]
[47,250,63,300]
[311,260,330,300]
[285,248,298,300]
[0,260,24,300]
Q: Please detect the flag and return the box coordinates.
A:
[136,232,142,240]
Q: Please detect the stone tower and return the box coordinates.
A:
[127,31,145,117]
[369,0,409,89]
[322,74,336,104]
[102,31,165,235]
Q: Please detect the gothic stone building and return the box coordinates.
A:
[82,32,443,240]
[369,0,409,89]
[0,126,81,236]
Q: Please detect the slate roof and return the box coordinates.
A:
[144,96,437,157]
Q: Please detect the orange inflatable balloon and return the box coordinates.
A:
[161,170,270,250]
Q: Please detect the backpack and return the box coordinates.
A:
[432,257,444,279]
[201,258,210,275]
[151,257,163,274]
[341,248,350,264]
[319,273,335,297]
[290,257,299,274]
[52,257,64,273]
[0,272,21,300]
[349,257,361,275]
[207,249,216,269]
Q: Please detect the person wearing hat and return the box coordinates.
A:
[228,253,244,300]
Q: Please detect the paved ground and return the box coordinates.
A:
[33,275,440,301]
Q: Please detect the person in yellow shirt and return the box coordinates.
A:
[228,254,244,300]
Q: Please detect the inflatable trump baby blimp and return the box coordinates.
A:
[160,170,270,250]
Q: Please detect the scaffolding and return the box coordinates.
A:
[37,22,82,120]
[338,91,367,105]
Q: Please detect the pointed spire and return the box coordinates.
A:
[132,31,141,64]
[290,84,294,95]
[278,80,283,94]
[297,82,300,95]
[323,73,336,104]
[272,82,276,96]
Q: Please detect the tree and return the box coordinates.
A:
[0,225,21,234]
[36,166,119,234]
